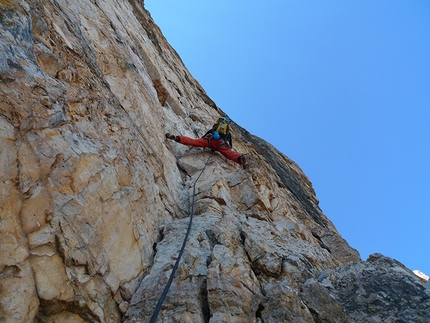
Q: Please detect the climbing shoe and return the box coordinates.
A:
[165,133,179,141]
[239,155,248,169]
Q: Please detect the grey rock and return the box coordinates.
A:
[1,1,427,322]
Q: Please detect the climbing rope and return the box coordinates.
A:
[149,153,212,323]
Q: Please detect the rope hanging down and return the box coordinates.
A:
[149,154,212,323]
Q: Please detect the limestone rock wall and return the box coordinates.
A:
[1,1,428,323]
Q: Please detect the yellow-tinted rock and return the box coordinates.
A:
[7,1,421,323]
[29,252,74,301]
[21,186,51,234]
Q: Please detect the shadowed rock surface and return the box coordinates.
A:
[1,1,428,322]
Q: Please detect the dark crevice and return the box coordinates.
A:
[205,229,219,249]
[256,303,265,323]
[306,305,324,323]
[313,237,332,254]
[311,229,332,254]
[150,226,164,267]
[36,298,100,323]
[239,231,254,266]
[0,265,21,278]
[240,230,246,245]
[280,257,286,276]
[214,197,227,206]
[175,161,189,177]
[158,226,165,241]
[206,255,212,268]
[200,279,211,323]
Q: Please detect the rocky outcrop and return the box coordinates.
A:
[0,0,428,322]
[302,253,430,323]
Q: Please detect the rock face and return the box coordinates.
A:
[0,1,428,322]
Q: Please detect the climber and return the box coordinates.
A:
[165,116,248,168]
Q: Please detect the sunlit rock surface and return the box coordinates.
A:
[1,1,428,322]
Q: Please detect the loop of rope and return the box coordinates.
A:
[149,153,212,323]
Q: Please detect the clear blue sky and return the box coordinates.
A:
[145,1,430,275]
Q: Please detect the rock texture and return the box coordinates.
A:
[0,0,428,322]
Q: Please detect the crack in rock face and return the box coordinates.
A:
[1,1,428,322]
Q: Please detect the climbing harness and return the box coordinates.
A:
[205,136,230,152]
[149,153,212,323]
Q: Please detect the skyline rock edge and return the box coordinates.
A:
[1,0,429,322]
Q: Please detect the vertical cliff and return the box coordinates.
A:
[1,1,429,322]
